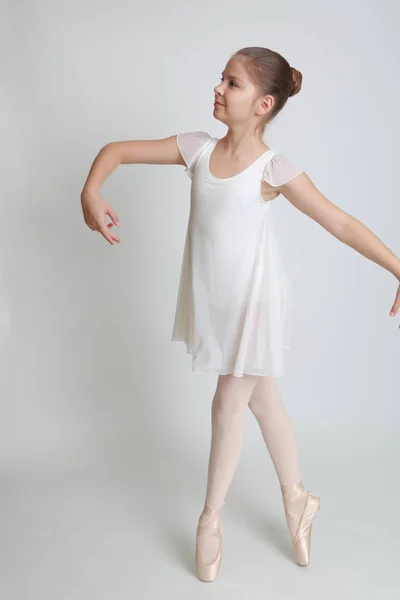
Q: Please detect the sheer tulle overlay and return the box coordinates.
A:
[171,132,304,377]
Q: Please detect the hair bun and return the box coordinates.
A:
[289,66,302,97]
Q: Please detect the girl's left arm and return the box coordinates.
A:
[279,173,400,319]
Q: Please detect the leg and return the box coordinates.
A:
[196,373,259,572]
[247,375,302,486]
[247,376,320,565]
[204,373,260,511]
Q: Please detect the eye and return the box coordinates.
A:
[219,76,237,87]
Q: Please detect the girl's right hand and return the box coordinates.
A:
[81,189,120,245]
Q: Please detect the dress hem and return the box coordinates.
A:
[170,338,290,378]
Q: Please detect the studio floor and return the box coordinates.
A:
[1,422,397,600]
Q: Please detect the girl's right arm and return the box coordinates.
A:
[81,135,185,244]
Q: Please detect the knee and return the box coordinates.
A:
[248,395,267,416]
[212,395,245,423]
[248,377,278,414]
[212,375,253,419]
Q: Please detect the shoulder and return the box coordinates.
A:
[177,131,213,144]
[262,152,305,187]
[176,131,213,158]
[176,131,214,178]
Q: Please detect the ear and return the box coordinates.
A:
[258,94,274,116]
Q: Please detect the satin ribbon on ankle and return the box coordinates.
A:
[280,481,305,498]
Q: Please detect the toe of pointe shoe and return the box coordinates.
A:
[196,548,222,582]
[195,514,223,582]
[292,493,320,566]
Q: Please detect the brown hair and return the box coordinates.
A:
[232,46,302,131]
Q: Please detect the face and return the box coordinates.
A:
[213,56,273,128]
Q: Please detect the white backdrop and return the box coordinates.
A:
[1,1,399,598]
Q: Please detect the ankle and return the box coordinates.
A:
[203,505,221,516]
[280,481,307,501]
[202,502,223,517]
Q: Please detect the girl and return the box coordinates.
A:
[81,47,400,581]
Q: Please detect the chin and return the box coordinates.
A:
[213,112,226,125]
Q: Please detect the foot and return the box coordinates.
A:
[280,481,320,566]
[196,504,223,582]
[280,482,308,540]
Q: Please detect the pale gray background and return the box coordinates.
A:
[1,0,399,598]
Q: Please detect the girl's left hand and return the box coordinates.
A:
[390,281,400,323]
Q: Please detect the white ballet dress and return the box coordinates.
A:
[171,131,304,377]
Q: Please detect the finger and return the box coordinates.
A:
[109,228,120,242]
[98,222,116,245]
[106,222,120,242]
[391,295,400,315]
[390,286,400,316]
[107,207,119,226]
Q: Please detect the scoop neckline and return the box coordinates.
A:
[207,137,275,181]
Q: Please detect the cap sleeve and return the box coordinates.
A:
[262,153,304,187]
[176,131,213,179]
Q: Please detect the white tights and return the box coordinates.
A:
[203,373,302,512]
[197,373,309,563]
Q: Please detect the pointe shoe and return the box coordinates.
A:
[280,482,320,566]
[195,506,223,582]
